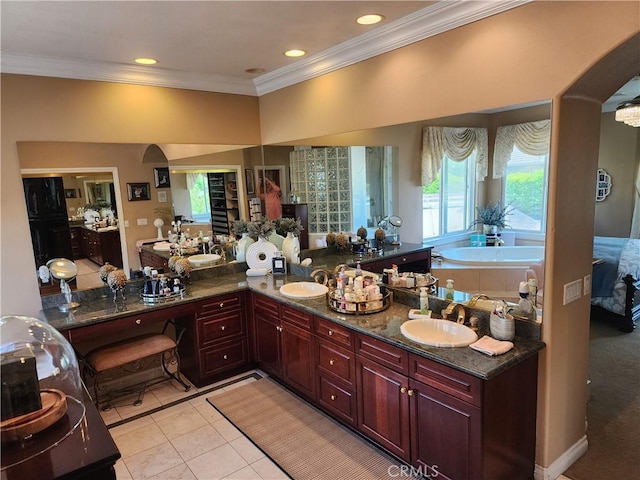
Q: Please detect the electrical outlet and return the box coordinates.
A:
[563,279,582,305]
[137,218,148,226]
[124,220,129,227]
[583,274,591,296]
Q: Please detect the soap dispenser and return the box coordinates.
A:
[445,279,455,300]
[419,287,430,314]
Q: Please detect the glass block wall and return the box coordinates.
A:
[290,147,352,234]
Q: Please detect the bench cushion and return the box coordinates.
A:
[86,334,176,372]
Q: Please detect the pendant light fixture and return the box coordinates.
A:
[615,95,640,127]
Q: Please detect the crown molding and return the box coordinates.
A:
[1,1,529,97]
[1,53,258,96]
[254,0,530,95]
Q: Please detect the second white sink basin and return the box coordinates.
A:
[280,282,328,299]
[188,254,222,266]
[400,318,478,347]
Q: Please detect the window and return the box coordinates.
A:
[503,147,548,232]
[423,152,477,238]
[187,173,211,222]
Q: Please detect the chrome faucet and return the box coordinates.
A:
[494,237,505,247]
[310,269,331,285]
[468,293,491,307]
[443,302,467,324]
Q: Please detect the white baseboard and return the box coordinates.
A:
[534,435,588,480]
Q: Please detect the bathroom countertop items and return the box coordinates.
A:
[470,335,514,356]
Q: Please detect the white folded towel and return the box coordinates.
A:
[469,335,514,356]
[246,268,269,277]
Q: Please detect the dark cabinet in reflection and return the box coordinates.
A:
[281,204,308,249]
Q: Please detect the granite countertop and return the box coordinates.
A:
[43,262,544,380]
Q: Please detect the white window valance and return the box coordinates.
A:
[421,126,488,185]
[493,120,551,179]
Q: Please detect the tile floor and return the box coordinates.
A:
[75,258,104,290]
[100,371,288,480]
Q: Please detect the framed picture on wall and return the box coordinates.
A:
[245,169,255,195]
[154,167,171,188]
[64,189,77,199]
[127,182,151,201]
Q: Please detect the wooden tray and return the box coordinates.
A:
[1,389,67,442]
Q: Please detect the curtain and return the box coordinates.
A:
[421,127,488,185]
[493,120,551,179]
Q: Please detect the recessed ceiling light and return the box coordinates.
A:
[134,58,158,65]
[284,49,306,58]
[357,14,384,25]
[246,68,266,74]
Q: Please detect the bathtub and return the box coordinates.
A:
[439,246,544,267]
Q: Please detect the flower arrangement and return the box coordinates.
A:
[473,202,513,229]
[374,228,386,242]
[232,219,250,237]
[335,232,348,249]
[276,217,304,237]
[326,232,336,247]
[356,226,368,240]
[246,217,276,240]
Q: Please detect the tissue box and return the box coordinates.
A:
[470,234,486,247]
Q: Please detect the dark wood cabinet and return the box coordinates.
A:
[281,204,308,249]
[251,294,315,399]
[139,248,170,273]
[70,226,84,259]
[80,228,123,268]
[363,248,432,274]
[178,292,249,387]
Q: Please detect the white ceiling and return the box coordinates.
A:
[1,0,528,96]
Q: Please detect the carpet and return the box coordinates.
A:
[208,378,417,480]
[564,318,640,480]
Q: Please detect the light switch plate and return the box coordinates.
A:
[583,274,591,296]
[137,218,147,226]
[563,279,582,305]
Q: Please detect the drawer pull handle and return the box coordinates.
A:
[277,326,283,332]
[135,319,141,325]
[407,389,414,396]
[221,325,226,331]
[219,302,224,308]
[400,386,407,394]
[328,329,333,336]
[329,359,335,366]
[330,395,336,401]
[223,354,228,360]
[402,257,407,262]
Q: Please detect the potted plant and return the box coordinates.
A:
[473,201,513,234]
[246,217,276,240]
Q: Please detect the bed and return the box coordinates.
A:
[591,236,640,332]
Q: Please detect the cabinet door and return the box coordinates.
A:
[409,378,481,480]
[356,356,410,461]
[253,311,281,377]
[281,321,315,399]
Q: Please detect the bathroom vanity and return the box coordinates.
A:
[43,256,543,480]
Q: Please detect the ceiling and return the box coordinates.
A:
[1,1,635,105]
[1,0,528,96]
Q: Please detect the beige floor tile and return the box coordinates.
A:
[148,462,197,480]
[114,459,133,480]
[222,465,262,480]
[229,436,264,464]
[192,400,224,424]
[149,380,196,405]
[115,392,163,420]
[171,424,227,461]
[109,415,155,438]
[99,406,122,426]
[114,422,168,458]
[187,444,249,480]
[124,441,184,480]
[250,457,288,480]
[156,406,209,439]
[212,418,243,442]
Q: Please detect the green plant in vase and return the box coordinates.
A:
[473,201,513,234]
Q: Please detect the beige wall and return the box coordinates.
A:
[2,0,639,474]
[595,112,640,236]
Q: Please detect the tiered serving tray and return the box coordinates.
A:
[326,286,392,315]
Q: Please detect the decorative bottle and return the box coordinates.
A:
[445,279,455,300]
[419,287,430,314]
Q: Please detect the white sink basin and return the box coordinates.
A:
[280,282,329,299]
[188,254,222,266]
[400,318,478,347]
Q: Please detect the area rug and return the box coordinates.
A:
[208,378,416,480]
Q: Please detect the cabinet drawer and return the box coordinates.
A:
[199,338,249,377]
[282,305,312,330]
[314,316,353,349]
[317,374,357,427]
[197,310,244,346]
[316,339,355,387]
[356,333,408,375]
[409,353,482,406]
[197,293,243,317]
[253,293,281,314]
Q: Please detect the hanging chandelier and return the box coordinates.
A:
[615,95,640,127]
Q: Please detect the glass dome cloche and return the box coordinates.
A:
[0,315,85,465]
